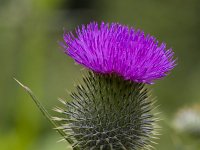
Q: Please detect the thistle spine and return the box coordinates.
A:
[54,72,159,150]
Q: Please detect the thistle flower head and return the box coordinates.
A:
[53,21,176,149]
[63,22,175,84]
[16,21,176,150]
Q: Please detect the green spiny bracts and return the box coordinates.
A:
[54,72,159,150]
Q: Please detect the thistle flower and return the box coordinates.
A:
[63,22,175,84]
[15,21,175,150]
[52,21,176,150]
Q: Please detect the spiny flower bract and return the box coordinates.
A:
[54,72,159,150]
[63,22,175,84]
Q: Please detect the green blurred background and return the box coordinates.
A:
[0,0,200,149]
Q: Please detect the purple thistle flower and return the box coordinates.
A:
[63,22,175,84]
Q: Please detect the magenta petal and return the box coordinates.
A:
[62,21,176,84]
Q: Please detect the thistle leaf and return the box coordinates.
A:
[14,78,79,149]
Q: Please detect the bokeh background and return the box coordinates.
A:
[1,0,200,149]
